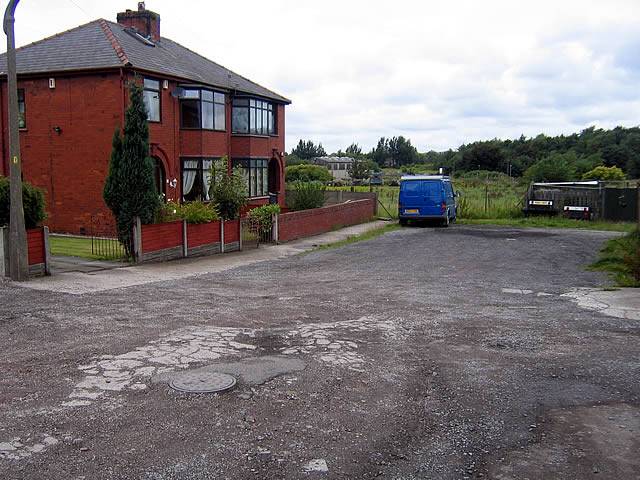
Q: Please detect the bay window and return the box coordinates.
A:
[181,158,215,202]
[180,88,226,130]
[232,98,276,135]
[233,159,269,197]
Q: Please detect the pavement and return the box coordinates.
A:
[0,224,639,479]
[50,255,127,274]
[27,220,390,295]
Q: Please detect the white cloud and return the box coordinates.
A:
[4,0,640,152]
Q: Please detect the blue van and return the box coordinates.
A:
[398,175,457,226]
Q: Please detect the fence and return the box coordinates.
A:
[526,182,639,221]
[132,218,244,263]
[0,226,51,277]
[278,198,376,242]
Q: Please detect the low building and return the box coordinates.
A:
[311,156,355,181]
[0,3,290,234]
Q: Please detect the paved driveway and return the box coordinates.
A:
[0,225,638,479]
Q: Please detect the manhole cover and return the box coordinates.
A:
[169,371,237,394]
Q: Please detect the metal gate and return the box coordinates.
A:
[240,217,275,250]
[604,187,638,222]
[90,216,133,261]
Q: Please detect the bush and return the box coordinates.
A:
[524,153,576,182]
[208,156,248,220]
[285,164,332,183]
[287,181,325,211]
[159,201,219,224]
[582,165,626,181]
[591,229,640,287]
[0,176,47,228]
[248,204,281,228]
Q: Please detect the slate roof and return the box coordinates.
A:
[0,19,290,103]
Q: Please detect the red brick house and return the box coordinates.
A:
[0,3,290,234]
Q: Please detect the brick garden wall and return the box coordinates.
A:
[278,199,375,242]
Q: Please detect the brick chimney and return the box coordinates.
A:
[117,2,160,42]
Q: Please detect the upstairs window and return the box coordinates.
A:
[18,89,26,128]
[180,88,226,130]
[232,98,275,135]
[143,78,161,122]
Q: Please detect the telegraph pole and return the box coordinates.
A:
[3,0,28,281]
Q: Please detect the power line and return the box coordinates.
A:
[66,0,92,19]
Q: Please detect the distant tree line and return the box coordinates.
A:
[288,125,640,181]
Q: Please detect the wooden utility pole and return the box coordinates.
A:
[3,0,28,281]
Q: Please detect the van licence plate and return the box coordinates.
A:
[404,209,419,214]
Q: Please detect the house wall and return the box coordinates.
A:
[0,71,123,234]
[0,70,287,234]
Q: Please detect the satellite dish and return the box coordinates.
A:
[171,87,185,98]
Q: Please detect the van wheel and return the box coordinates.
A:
[399,218,408,226]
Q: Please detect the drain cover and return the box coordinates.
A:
[169,371,237,394]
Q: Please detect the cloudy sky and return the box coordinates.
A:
[3,0,640,153]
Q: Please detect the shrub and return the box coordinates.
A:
[248,204,281,228]
[159,201,219,224]
[591,229,640,287]
[0,176,47,228]
[179,201,219,224]
[208,156,248,220]
[285,164,332,183]
[582,165,626,181]
[287,181,325,211]
[524,153,576,182]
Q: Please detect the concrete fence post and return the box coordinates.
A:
[220,220,225,253]
[273,214,279,243]
[43,226,51,276]
[133,216,142,263]
[182,220,188,258]
[0,226,7,277]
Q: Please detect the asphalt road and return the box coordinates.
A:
[0,225,638,479]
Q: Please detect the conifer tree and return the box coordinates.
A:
[103,81,160,252]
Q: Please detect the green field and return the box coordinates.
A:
[328,174,525,220]
[327,174,636,233]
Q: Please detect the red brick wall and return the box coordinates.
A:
[187,221,220,248]
[0,72,123,234]
[27,228,45,265]
[141,221,183,253]
[278,199,375,242]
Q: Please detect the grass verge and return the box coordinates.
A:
[312,223,401,252]
[589,229,640,287]
[457,217,636,233]
[49,235,125,261]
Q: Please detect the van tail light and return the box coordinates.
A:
[441,202,447,213]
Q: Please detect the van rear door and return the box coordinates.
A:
[421,180,445,216]
[399,180,423,216]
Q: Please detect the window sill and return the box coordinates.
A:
[19,128,28,132]
[231,133,271,138]
[180,128,226,132]
[248,196,270,200]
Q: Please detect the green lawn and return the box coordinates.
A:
[50,235,128,261]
